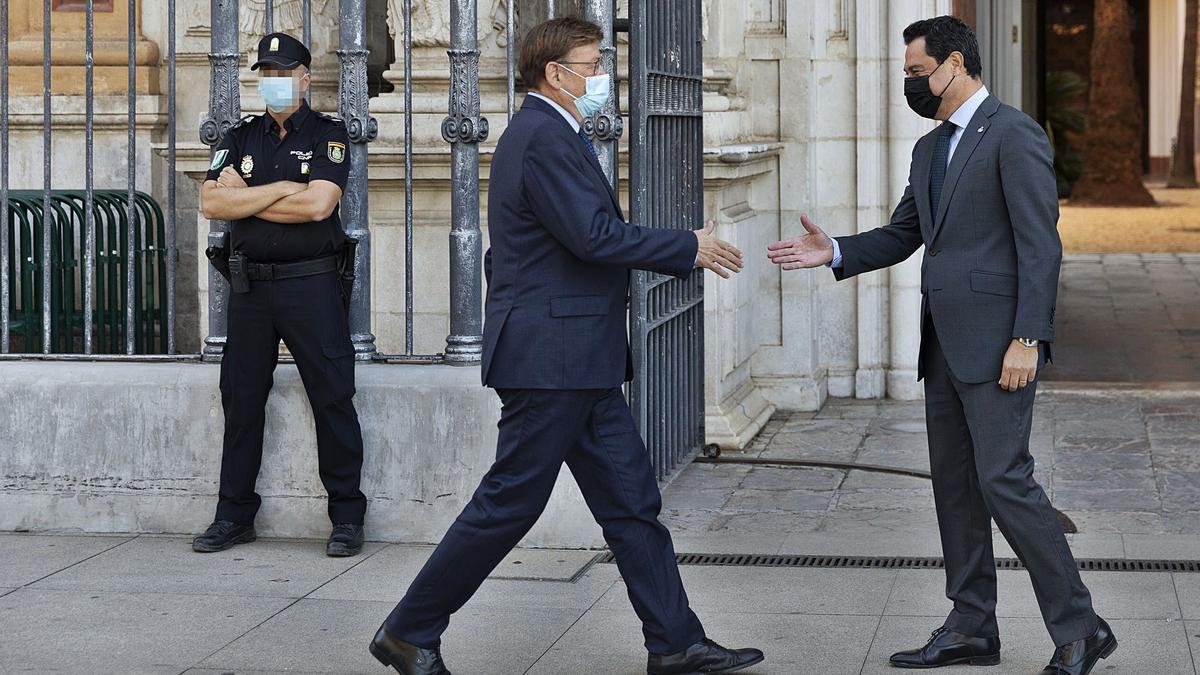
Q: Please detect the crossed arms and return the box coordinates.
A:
[200,166,342,224]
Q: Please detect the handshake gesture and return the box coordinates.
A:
[766,214,834,269]
[694,219,744,278]
[693,213,835,278]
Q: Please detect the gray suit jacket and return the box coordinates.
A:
[833,95,1062,384]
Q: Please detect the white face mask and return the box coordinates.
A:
[556,64,611,118]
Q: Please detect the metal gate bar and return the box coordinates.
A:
[628,0,706,480]
[41,0,51,353]
[1,0,9,353]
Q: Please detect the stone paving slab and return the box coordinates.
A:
[309,545,620,612]
[1175,574,1200,620]
[0,532,133,587]
[1046,254,1200,382]
[0,588,293,674]
[526,608,880,675]
[198,598,579,675]
[592,566,894,617]
[27,534,388,599]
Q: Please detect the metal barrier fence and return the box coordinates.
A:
[0,0,178,357]
[5,190,169,354]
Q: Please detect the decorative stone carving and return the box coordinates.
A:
[239,0,332,38]
[386,0,509,49]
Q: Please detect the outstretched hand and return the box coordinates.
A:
[767,214,834,270]
[694,219,744,278]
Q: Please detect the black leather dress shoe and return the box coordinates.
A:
[1037,617,1117,675]
[889,626,1000,668]
[192,520,256,553]
[326,523,364,557]
[647,638,764,674]
[369,625,451,675]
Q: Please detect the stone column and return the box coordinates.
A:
[853,0,891,399]
[884,0,950,399]
[5,0,160,96]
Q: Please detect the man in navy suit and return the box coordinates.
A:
[370,17,764,675]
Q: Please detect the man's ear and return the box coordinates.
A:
[543,62,559,89]
[949,51,965,75]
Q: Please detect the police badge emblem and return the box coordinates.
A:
[301,162,310,175]
[240,154,254,176]
[327,142,346,164]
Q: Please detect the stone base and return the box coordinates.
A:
[0,361,602,548]
[755,372,828,412]
[704,379,775,450]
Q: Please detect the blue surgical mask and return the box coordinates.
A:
[557,64,611,118]
[258,76,298,113]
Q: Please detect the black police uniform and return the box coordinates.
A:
[204,89,366,528]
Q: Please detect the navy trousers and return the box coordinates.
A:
[216,270,367,526]
[385,387,705,655]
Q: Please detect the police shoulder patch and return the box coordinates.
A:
[327,141,346,164]
[210,149,229,171]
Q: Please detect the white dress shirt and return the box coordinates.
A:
[829,86,990,268]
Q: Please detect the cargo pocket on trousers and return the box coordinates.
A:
[316,341,357,406]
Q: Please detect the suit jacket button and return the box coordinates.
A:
[929,249,939,257]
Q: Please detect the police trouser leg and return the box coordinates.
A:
[273,272,367,526]
[216,281,280,525]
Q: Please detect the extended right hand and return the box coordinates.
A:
[694,219,744,278]
[767,214,834,269]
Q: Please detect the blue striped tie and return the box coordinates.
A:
[929,122,956,215]
[578,127,598,159]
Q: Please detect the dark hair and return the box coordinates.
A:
[903,16,982,78]
[519,18,604,89]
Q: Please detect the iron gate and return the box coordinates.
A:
[627,0,705,481]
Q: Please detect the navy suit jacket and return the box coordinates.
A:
[481,96,699,389]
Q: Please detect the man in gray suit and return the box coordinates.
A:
[767,16,1116,675]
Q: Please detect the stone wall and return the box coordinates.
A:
[0,361,602,547]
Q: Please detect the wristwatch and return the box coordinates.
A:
[1017,338,1039,348]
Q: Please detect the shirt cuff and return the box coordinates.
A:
[827,238,843,269]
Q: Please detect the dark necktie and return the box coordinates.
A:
[929,121,956,215]
[578,127,598,159]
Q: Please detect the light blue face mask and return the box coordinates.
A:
[258,76,299,113]
[557,64,610,118]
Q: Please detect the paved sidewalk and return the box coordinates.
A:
[3,392,1199,674]
[1045,253,1200,382]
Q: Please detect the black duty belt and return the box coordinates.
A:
[246,255,339,281]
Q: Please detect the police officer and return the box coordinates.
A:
[193,32,366,557]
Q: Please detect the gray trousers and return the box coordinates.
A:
[922,318,1098,647]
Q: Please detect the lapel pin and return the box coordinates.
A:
[977,126,984,133]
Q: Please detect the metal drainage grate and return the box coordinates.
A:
[596,553,1200,573]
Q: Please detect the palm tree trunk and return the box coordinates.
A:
[1168,0,1198,188]
[1071,0,1157,205]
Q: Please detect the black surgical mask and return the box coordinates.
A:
[904,61,956,119]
